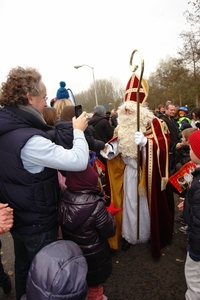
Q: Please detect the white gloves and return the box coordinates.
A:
[134,131,147,146]
[100,141,119,159]
[100,144,114,159]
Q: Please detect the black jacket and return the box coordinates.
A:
[159,114,179,153]
[183,167,200,261]
[55,120,105,151]
[111,115,118,128]
[58,189,116,287]
[175,145,191,171]
[88,114,114,144]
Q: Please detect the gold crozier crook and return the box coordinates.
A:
[129,49,144,240]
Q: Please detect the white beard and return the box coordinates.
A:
[117,101,154,158]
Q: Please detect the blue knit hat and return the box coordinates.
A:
[56,81,70,100]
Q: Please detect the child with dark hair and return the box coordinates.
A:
[191,107,200,129]
[43,107,58,127]
[176,127,197,175]
[58,163,117,300]
[156,104,165,117]
[55,105,105,152]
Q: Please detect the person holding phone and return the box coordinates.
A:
[0,66,89,300]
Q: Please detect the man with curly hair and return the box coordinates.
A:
[0,66,89,300]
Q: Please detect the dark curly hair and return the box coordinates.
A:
[0,66,42,107]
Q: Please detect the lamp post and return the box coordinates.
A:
[74,64,98,106]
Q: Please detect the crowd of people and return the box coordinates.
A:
[0,66,200,300]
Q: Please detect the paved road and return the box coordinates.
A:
[0,194,188,300]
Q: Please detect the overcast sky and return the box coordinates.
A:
[0,0,191,104]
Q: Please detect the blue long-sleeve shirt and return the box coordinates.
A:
[21,129,89,173]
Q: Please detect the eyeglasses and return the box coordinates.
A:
[44,96,48,102]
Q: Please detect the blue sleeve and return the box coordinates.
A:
[21,129,89,173]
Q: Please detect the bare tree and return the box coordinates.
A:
[74,78,124,112]
[147,56,192,110]
[178,0,200,106]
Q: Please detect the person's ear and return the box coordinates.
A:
[26,92,33,105]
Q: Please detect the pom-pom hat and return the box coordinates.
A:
[189,129,200,159]
[56,81,70,100]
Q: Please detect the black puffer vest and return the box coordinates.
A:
[0,107,59,234]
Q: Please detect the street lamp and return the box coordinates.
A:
[74,64,98,106]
